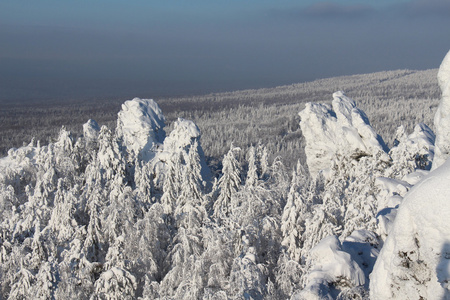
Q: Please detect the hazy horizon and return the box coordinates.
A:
[1,0,450,102]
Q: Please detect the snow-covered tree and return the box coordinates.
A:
[281,161,311,262]
[213,146,241,223]
[245,146,259,187]
[160,152,182,215]
[229,247,268,299]
[91,267,137,300]
[7,267,35,300]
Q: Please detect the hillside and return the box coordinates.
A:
[0,69,440,171]
[0,63,447,298]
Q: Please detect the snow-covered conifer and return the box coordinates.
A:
[175,141,206,229]
[92,267,137,300]
[160,152,182,215]
[274,250,303,298]
[7,267,35,300]
[281,161,310,262]
[229,247,268,299]
[213,146,241,223]
[30,259,57,300]
[245,146,259,187]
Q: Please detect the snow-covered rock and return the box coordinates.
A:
[299,91,388,177]
[163,118,201,153]
[295,235,366,299]
[116,98,166,160]
[82,119,100,142]
[432,50,450,170]
[370,158,450,299]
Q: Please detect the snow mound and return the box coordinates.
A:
[433,50,450,170]
[299,91,388,177]
[116,98,166,159]
[370,158,450,299]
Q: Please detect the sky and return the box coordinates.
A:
[1,0,450,101]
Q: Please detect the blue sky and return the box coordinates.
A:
[1,0,450,100]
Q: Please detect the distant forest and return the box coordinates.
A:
[0,69,440,170]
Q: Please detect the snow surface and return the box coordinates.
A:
[116,98,166,160]
[299,91,388,177]
[370,158,450,299]
[432,50,450,170]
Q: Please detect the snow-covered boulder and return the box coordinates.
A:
[370,158,450,299]
[299,91,388,177]
[432,50,450,170]
[116,98,166,160]
[163,118,201,152]
[82,119,100,142]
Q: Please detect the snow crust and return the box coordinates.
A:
[116,98,166,159]
[433,50,450,170]
[299,91,388,177]
[370,158,450,299]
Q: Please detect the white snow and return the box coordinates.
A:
[370,158,450,299]
[162,118,201,153]
[432,50,450,170]
[299,91,388,177]
[402,169,429,186]
[116,98,166,159]
[297,235,365,299]
[0,142,37,174]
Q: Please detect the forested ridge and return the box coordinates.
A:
[0,63,448,299]
[1,68,439,166]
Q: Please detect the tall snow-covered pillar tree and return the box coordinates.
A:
[432,50,450,170]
